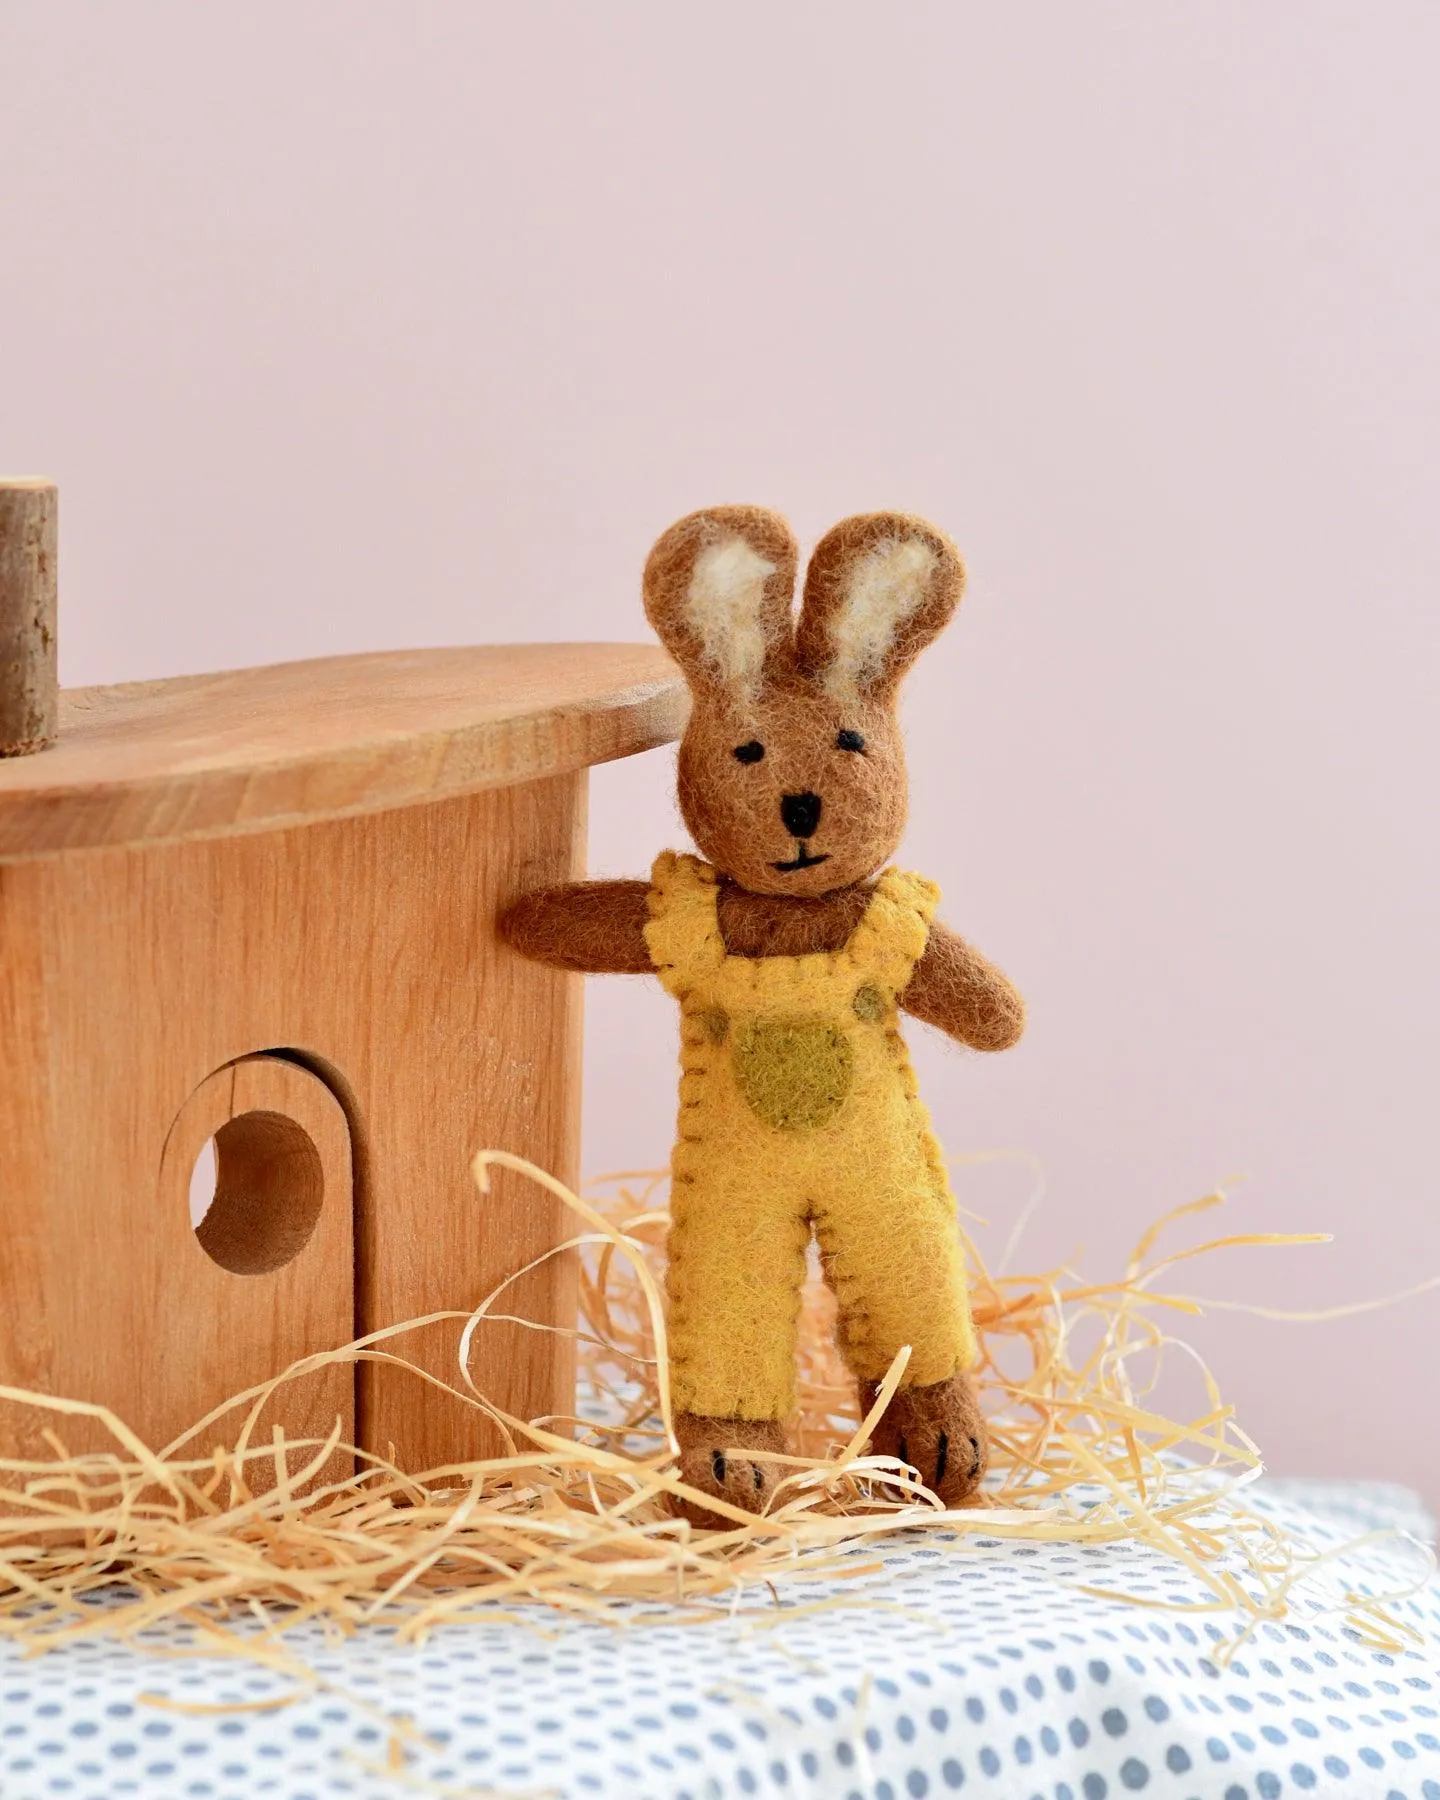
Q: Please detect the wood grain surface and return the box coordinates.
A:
[0,774,586,1475]
[0,642,684,860]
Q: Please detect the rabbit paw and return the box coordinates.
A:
[861,1371,989,1506]
[671,1412,791,1528]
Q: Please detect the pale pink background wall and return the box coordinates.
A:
[3,6,1437,1503]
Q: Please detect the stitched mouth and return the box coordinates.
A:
[772,846,830,873]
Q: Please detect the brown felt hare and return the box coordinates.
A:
[502,507,1024,1524]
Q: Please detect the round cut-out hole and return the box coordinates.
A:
[194,1109,326,1276]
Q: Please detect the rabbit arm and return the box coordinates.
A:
[499,880,654,974]
[901,919,1026,1051]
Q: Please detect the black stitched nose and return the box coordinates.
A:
[780,791,822,839]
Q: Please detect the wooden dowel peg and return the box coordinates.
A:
[0,479,58,757]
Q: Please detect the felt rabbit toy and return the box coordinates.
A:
[502,506,1024,1521]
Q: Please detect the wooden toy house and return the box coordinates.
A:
[0,480,685,1473]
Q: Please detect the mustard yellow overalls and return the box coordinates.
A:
[644,851,977,1423]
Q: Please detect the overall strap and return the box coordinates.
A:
[644,852,726,999]
[845,868,940,994]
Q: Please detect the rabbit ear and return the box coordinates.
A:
[795,512,964,701]
[643,506,799,702]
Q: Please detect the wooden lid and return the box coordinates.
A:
[0,643,686,861]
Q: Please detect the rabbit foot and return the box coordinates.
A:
[671,1412,791,1528]
[861,1371,989,1506]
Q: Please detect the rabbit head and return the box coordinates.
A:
[643,505,964,897]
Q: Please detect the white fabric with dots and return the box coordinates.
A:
[1,1480,1436,1800]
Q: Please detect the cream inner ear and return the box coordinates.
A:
[823,537,937,699]
[685,536,778,702]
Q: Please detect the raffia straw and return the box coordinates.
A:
[0,1152,1431,1669]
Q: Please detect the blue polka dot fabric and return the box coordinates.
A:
[1,1480,1436,1799]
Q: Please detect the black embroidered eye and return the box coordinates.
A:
[733,740,765,764]
[836,729,866,753]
